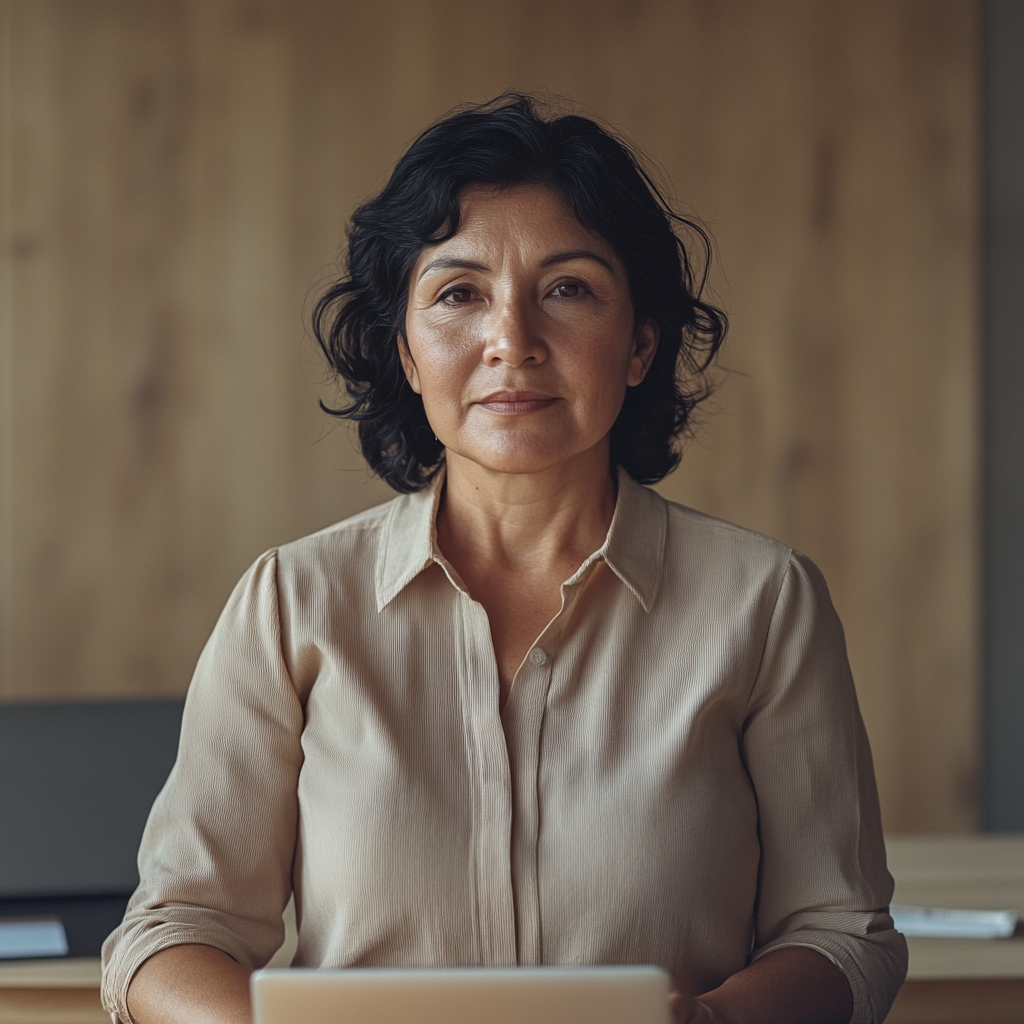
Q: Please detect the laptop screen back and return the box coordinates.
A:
[252,966,672,1024]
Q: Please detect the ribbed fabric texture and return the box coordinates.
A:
[101,470,907,1023]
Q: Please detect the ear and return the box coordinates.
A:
[627,320,659,387]
[397,333,422,394]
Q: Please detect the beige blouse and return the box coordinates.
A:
[101,470,907,1024]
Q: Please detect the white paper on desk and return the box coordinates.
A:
[0,916,69,959]
[891,904,1019,939]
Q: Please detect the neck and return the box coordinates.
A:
[437,444,617,577]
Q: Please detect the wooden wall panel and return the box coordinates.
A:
[0,0,978,832]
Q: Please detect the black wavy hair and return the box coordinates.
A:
[312,93,727,493]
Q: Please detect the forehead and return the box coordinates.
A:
[427,183,613,259]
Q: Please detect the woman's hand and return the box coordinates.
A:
[669,947,854,1024]
[670,989,728,1024]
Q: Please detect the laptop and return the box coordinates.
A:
[251,965,673,1024]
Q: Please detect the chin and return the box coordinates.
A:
[448,434,601,477]
[459,454,563,476]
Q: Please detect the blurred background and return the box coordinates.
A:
[1,0,1021,926]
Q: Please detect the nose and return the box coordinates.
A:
[481,291,547,368]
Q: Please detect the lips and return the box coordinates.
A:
[476,390,558,414]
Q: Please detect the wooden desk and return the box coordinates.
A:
[4,838,1022,1023]
[0,901,298,1023]
[885,834,1024,1023]
[0,959,105,1023]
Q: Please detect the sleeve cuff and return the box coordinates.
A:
[101,921,259,1024]
[750,926,908,1024]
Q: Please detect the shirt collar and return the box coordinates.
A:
[374,464,667,613]
[599,466,667,612]
[374,471,445,612]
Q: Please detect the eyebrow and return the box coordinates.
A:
[417,257,491,280]
[540,249,614,272]
[416,249,615,282]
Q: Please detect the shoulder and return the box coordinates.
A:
[638,490,840,641]
[610,474,803,617]
[659,492,794,583]
[276,495,398,563]
[663,496,789,552]
[649,495,847,700]
[254,494,408,611]
[656,493,839,637]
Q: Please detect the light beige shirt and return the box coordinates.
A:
[102,470,907,1024]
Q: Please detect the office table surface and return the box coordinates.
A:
[2,835,1022,1023]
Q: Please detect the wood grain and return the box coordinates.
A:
[0,988,108,1024]
[888,834,1024,983]
[887,979,1024,1024]
[0,1,979,833]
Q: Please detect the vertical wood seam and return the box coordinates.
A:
[0,0,14,697]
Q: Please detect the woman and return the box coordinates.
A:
[102,95,907,1024]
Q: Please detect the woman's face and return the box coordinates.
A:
[400,184,658,478]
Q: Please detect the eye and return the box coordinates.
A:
[440,286,474,305]
[551,282,584,299]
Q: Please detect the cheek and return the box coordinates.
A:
[405,334,477,430]
[416,350,473,397]
[406,326,475,385]
[570,338,635,407]
[586,373,631,428]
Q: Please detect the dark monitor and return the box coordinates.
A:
[0,699,184,956]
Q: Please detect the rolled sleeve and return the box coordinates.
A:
[100,551,303,1023]
[742,552,908,1023]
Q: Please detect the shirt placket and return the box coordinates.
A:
[456,589,518,966]
[446,549,601,968]
[500,564,599,966]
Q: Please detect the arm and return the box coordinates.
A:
[101,551,304,1023]
[127,946,252,1024]
[735,553,906,1023]
[673,947,853,1024]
